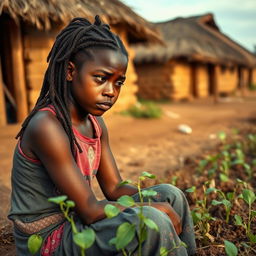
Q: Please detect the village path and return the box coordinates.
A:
[1,93,256,222]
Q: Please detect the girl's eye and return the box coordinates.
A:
[116,81,125,87]
[94,75,107,83]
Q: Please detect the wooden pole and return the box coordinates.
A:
[8,19,28,122]
[213,65,218,104]
[190,62,198,98]
[0,59,7,126]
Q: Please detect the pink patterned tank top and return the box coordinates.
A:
[18,106,102,186]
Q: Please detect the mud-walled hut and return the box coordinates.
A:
[134,13,256,101]
[0,0,162,126]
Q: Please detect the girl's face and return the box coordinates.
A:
[69,48,128,116]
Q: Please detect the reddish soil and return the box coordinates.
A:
[1,93,256,255]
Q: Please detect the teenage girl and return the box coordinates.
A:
[8,16,196,255]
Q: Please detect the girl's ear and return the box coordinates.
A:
[66,61,75,81]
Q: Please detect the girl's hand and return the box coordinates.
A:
[152,202,182,235]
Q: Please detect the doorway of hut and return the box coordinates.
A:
[237,66,245,92]
[0,14,17,124]
[190,62,198,98]
[0,14,28,125]
[207,63,216,96]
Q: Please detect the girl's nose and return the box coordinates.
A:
[102,82,115,97]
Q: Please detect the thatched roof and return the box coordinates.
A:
[0,0,162,44]
[134,13,256,66]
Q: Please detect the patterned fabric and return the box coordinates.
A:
[14,213,65,235]
[17,105,102,185]
[38,106,102,184]
[41,223,65,256]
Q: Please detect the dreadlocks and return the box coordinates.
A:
[16,15,128,156]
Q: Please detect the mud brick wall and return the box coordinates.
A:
[171,61,191,100]
[135,62,173,100]
[216,65,238,93]
[196,64,209,98]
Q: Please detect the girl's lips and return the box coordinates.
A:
[96,103,112,111]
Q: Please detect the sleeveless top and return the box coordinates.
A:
[8,107,102,222]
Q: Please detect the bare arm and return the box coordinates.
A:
[27,111,122,225]
[96,116,138,201]
[96,117,182,234]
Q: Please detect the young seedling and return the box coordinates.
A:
[48,195,95,256]
[234,189,256,244]
[186,182,216,242]
[104,171,175,256]
[211,189,233,223]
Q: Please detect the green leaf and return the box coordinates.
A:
[248,233,256,243]
[73,228,95,250]
[220,173,229,182]
[224,240,238,256]
[109,237,117,246]
[231,159,244,166]
[115,222,136,250]
[104,204,120,218]
[211,200,222,206]
[234,215,243,226]
[242,189,256,205]
[206,187,217,194]
[141,189,157,197]
[227,192,235,201]
[191,211,201,224]
[199,159,208,168]
[117,195,135,207]
[222,199,232,209]
[118,180,132,186]
[218,131,226,141]
[140,171,156,179]
[144,217,159,231]
[185,186,196,193]
[48,195,67,204]
[160,247,168,256]
[66,200,75,208]
[27,234,43,255]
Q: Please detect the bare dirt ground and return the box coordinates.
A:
[0,93,256,255]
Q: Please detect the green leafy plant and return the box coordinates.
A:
[234,189,256,244]
[186,182,216,242]
[211,189,234,223]
[104,172,159,256]
[28,196,95,256]
[48,196,96,256]
[104,171,186,256]
[121,101,162,119]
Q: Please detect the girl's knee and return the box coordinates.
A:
[154,184,186,202]
[140,206,169,226]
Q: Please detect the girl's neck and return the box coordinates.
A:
[68,98,89,125]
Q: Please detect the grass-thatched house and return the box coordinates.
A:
[134,13,256,101]
[0,0,162,125]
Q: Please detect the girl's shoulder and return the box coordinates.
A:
[28,109,62,137]
[22,109,67,151]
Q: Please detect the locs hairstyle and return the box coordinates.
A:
[16,15,128,156]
